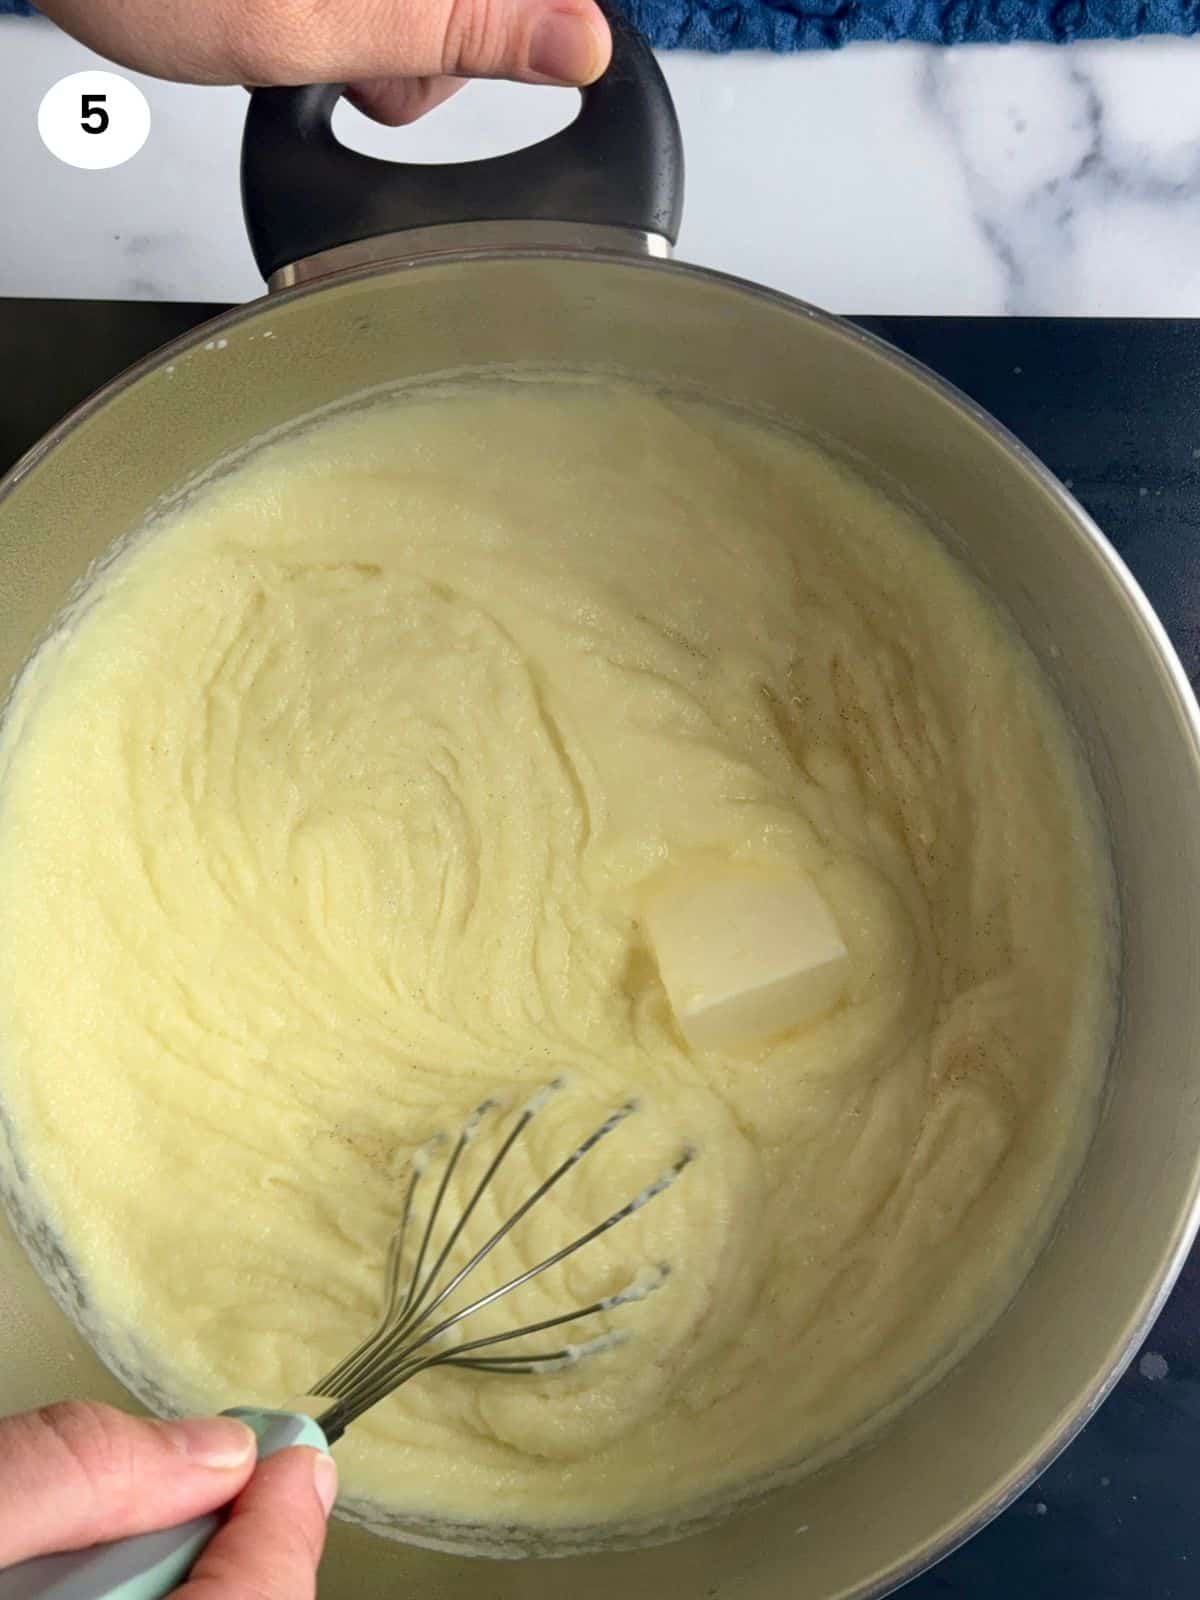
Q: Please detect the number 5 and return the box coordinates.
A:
[80,93,109,135]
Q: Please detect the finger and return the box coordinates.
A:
[0,1404,256,1567]
[347,75,466,127]
[176,1446,336,1600]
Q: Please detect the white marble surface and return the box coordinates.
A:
[1,14,1199,313]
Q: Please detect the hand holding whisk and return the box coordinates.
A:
[0,1080,694,1600]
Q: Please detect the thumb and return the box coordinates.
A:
[241,0,612,90]
[327,0,613,129]
[0,1403,257,1567]
[175,1446,335,1600]
[356,0,611,86]
[474,0,613,86]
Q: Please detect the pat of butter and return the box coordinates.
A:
[643,869,848,1050]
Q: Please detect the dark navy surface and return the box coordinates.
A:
[0,301,1197,1596]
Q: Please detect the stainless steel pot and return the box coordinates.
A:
[3,20,1200,1599]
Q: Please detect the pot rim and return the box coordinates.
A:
[4,249,1200,1598]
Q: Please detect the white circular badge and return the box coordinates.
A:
[38,71,151,170]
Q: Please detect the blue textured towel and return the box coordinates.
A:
[623,0,1200,48]
[3,0,1200,48]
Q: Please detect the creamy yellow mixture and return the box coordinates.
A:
[0,379,1113,1548]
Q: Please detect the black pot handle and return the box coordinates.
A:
[241,10,683,283]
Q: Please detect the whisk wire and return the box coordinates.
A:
[327,1151,687,1427]
[392,1098,640,1346]
[402,1128,461,1321]
[402,1096,529,1331]
[313,1106,627,1417]
[305,1090,692,1441]
[332,1300,628,1423]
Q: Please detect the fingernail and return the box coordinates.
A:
[528,10,603,83]
[164,1416,257,1469]
[313,1452,339,1516]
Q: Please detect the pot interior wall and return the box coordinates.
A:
[2,257,1199,1600]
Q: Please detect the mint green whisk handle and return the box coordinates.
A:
[0,1408,329,1600]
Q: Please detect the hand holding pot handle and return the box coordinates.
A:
[241,7,684,284]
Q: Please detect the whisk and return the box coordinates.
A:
[0,1083,693,1600]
